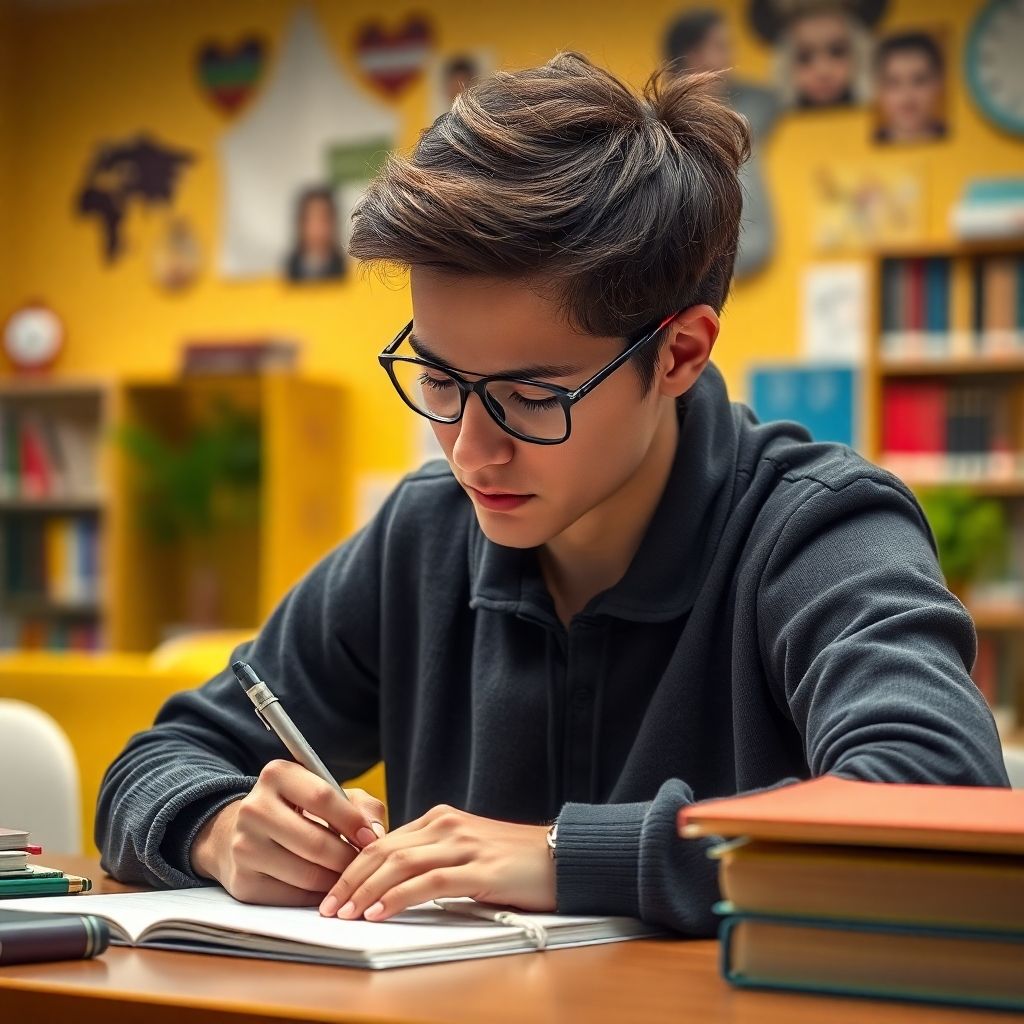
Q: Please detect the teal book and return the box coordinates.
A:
[718,905,1024,1013]
[0,872,92,898]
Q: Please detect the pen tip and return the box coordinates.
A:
[231,661,259,689]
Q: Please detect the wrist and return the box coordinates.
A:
[190,801,239,881]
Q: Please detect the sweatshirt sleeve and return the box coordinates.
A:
[758,475,1008,789]
[96,512,387,889]
[556,475,1009,936]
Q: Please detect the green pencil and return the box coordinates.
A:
[0,873,92,897]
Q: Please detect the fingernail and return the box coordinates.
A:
[320,895,339,917]
[356,827,376,847]
[338,900,355,918]
[365,902,384,919]
[371,821,386,839]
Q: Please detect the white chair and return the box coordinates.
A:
[1004,745,1024,789]
[0,699,81,853]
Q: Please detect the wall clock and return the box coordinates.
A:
[2,303,65,372]
[965,0,1024,137]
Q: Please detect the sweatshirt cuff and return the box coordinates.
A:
[554,799,649,918]
[156,776,257,886]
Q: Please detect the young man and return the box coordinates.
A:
[873,31,947,145]
[98,53,1008,936]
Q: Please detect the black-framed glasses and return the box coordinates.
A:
[378,312,677,445]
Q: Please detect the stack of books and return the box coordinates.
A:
[0,827,92,897]
[880,380,1021,483]
[679,776,1024,1012]
[880,253,1024,361]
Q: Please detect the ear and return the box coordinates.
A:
[656,304,720,400]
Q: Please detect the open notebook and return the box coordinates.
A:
[2,887,658,969]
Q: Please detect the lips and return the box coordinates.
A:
[466,485,533,512]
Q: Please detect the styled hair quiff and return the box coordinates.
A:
[349,52,750,387]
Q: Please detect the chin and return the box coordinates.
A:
[474,512,550,549]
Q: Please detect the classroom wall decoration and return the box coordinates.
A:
[74,134,195,263]
[218,6,397,279]
[813,162,923,250]
[195,35,267,116]
[749,364,858,447]
[354,14,435,99]
[748,0,887,110]
[872,28,948,145]
[151,216,202,292]
[802,261,868,362]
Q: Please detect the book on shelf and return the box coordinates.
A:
[880,380,1019,482]
[680,777,1024,1012]
[951,178,1024,241]
[880,253,1024,362]
[3,515,99,604]
[0,406,101,502]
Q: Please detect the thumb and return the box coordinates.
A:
[347,788,388,844]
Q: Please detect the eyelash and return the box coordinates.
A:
[417,374,560,410]
[508,392,560,411]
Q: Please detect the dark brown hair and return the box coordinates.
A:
[349,52,750,389]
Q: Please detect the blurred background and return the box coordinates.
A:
[0,0,1023,850]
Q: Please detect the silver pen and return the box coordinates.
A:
[232,660,350,802]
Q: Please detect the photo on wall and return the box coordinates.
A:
[748,0,887,110]
[283,185,346,283]
[872,28,948,145]
[428,49,495,119]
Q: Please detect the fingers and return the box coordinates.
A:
[242,796,358,876]
[259,760,382,847]
[361,868,467,921]
[319,824,471,920]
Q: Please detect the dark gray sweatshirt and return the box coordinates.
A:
[97,364,1009,935]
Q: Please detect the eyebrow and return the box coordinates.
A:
[408,332,585,381]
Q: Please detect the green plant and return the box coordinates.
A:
[114,397,261,544]
[918,487,1009,590]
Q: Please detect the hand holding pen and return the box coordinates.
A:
[189,661,387,906]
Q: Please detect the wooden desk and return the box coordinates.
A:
[0,857,1006,1024]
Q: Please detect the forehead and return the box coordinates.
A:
[409,267,616,377]
[882,49,936,75]
[791,12,850,44]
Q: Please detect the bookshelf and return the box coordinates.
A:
[0,373,349,653]
[866,238,1024,737]
[0,379,110,650]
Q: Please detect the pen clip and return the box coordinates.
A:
[245,682,280,731]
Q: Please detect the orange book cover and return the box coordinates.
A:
[679,776,1024,854]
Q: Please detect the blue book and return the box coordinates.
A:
[718,906,1024,1013]
[924,258,950,334]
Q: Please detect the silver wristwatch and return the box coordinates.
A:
[545,820,558,860]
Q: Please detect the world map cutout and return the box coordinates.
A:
[74,134,195,263]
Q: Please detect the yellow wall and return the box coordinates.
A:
[2,0,1021,488]
[0,0,15,319]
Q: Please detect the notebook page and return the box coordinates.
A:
[2,887,523,954]
[1,890,178,941]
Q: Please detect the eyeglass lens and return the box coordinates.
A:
[389,359,568,441]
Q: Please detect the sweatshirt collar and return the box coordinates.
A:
[468,363,739,625]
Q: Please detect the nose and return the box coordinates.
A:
[451,391,515,475]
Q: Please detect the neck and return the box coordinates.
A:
[539,401,680,625]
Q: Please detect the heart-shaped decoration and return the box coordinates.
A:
[355,16,434,98]
[197,37,266,115]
